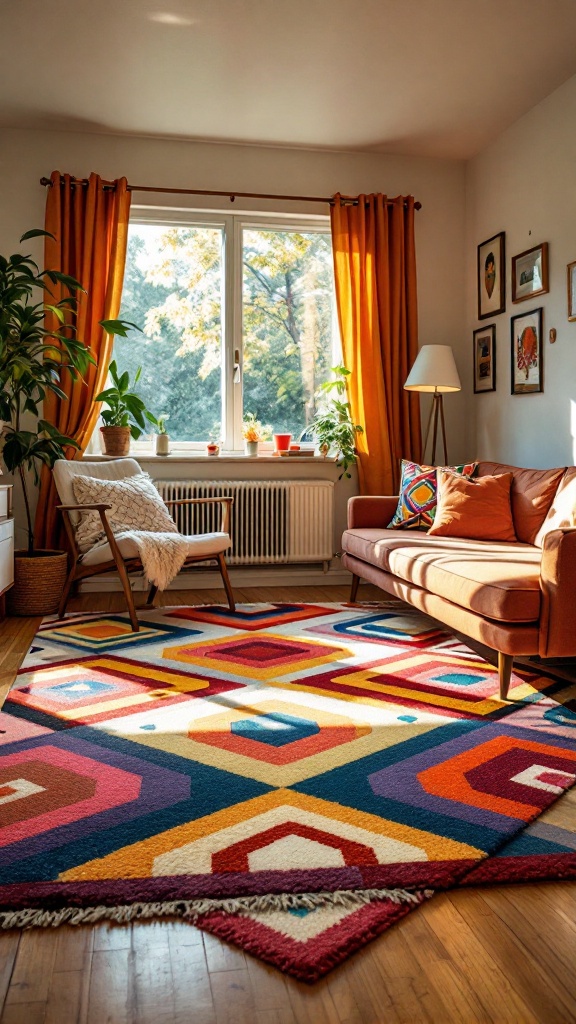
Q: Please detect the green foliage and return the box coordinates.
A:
[307,365,363,479]
[95,360,157,440]
[0,231,137,551]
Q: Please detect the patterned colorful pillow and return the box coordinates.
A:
[387,459,478,530]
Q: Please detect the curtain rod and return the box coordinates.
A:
[39,177,422,210]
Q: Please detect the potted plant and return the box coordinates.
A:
[95,361,157,456]
[242,413,271,456]
[0,229,134,615]
[307,365,363,479]
[155,414,170,456]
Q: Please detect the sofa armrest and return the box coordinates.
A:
[539,527,576,658]
[347,496,399,530]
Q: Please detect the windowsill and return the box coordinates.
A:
[82,452,338,464]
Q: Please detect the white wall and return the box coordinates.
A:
[466,73,576,468]
[0,127,467,554]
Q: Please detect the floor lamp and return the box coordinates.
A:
[404,345,461,465]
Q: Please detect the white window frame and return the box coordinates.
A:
[122,208,336,454]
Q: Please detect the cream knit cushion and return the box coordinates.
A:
[73,473,177,554]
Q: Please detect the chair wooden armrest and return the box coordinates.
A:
[57,503,113,513]
[162,495,234,533]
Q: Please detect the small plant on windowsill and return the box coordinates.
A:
[242,413,272,456]
[154,414,170,456]
[95,361,157,457]
[307,365,363,479]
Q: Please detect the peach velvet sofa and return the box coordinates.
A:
[341,461,576,699]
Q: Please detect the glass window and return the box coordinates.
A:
[114,223,224,443]
[109,214,338,451]
[242,228,336,440]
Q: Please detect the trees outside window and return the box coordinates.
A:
[110,214,339,450]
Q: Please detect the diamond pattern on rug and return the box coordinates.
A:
[163,632,346,681]
[1,601,575,982]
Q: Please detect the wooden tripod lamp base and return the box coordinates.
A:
[404,345,461,466]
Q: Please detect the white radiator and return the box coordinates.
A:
[154,479,334,565]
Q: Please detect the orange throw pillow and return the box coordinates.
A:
[428,472,517,542]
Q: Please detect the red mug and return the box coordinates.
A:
[273,433,292,453]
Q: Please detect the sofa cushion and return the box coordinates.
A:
[387,459,477,530]
[534,467,576,545]
[342,529,541,623]
[476,461,564,544]
[428,471,516,542]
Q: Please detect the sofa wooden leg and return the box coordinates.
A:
[498,652,513,700]
[350,573,360,603]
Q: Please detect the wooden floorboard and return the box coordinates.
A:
[1,584,576,1023]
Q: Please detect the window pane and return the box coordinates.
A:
[242,229,337,439]
[114,223,223,442]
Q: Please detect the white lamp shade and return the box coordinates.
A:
[404,345,461,393]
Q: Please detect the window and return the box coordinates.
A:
[111,212,339,451]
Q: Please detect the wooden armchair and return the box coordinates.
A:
[53,459,235,632]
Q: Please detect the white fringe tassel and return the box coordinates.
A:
[0,887,431,930]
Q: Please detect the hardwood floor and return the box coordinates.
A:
[1,585,575,1024]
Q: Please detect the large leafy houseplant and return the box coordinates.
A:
[307,365,363,479]
[0,229,135,612]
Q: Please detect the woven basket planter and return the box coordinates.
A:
[100,426,131,457]
[7,550,69,616]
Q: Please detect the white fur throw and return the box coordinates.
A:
[72,474,191,590]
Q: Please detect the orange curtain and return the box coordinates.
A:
[34,171,131,549]
[330,193,421,495]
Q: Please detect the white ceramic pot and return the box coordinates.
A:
[155,432,171,456]
[245,440,259,456]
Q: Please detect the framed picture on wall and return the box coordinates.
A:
[567,260,576,321]
[511,307,543,395]
[473,325,496,393]
[477,232,505,319]
[512,243,549,303]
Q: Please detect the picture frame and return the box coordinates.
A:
[567,260,576,321]
[512,243,549,303]
[473,325,496,393]
[477,232,505,319]
[511,307,543,395]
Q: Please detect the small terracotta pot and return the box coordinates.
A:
[100,426,131,457]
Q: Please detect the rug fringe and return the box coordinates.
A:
[0,887,429,930]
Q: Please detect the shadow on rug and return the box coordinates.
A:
[1,602,575,981]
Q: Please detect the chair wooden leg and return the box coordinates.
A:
[58,565,78,620]
[146,583,158,608]
[217,553,236,612]
[498,652,513,700]
[350,573,360,603]
[114,557,139,632]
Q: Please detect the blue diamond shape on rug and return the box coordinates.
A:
[433,673,484,687]
[36,679,117,702]
[231,712,320,747]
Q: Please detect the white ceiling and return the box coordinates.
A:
[2,0,576,160]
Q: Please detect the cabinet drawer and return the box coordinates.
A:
[0,533,14,593]
[0,518,13,543]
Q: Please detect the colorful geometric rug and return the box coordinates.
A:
[1,602,575,982]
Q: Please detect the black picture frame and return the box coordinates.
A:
[473,325,496,393]
[477,232,505,320]
[510,307,543,395]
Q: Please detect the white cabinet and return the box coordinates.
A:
[0,485,14,618]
